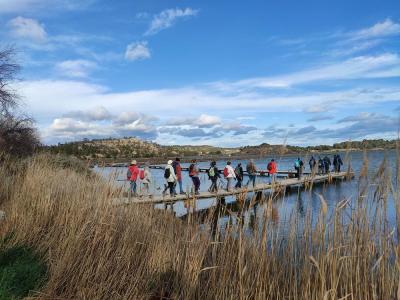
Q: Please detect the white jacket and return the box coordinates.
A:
[225,165,236,179]
[165,164,177,183]
[142,169,152,184]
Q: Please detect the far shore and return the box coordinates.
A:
[88,147,393,167]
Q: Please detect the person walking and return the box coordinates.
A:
[208,161,220,193]
[294,157,304,180]
[323,156,331,174]
[172,157,184,194]
[235,163,244,188]
[267,159,277,182]
[333,154,343,172]
[163,160,177,197]
[246,159,257,187]
[309,156,316,173]
[224,161,236,192]
[318,157,324,174]
[189,159,201,195]
[127,160,139,196]
[141,165,152,195]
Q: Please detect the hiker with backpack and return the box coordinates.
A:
[235,163,244,188]
[141,165,152,196]
[323,156,331,174]
[246,159,257,187]
[127,160,140,196]
[189,159,201,195]
[208,161,220,193]
[333,154,343,172]
[318,157,324,174]
[267,159,277,182]
[172,157,184,194]
[224,161,236,192]
[294,157,304,180]
[162,160,177,197]
[309,156,316,173]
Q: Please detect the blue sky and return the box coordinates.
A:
[1,0,399,146]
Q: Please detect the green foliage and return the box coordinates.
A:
[0,245,47,299]
[40,137,398,160]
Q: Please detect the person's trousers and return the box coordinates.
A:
[168,182,175,195]
[130,181,137,195]
[247,175,256,187]
[235,179,242,188]
[209,178,218,192]
[226,177,233,191]
[191,176,200,193]
[177,179,183,193]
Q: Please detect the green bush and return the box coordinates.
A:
[0,245,47,299]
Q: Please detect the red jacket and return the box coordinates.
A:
[267,161,277,174]
[176,164,182,180]
[128,165,139,181]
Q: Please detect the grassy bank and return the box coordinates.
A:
[0,244,47,299]
[0,153,399,299]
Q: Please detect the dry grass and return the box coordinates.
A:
[0,153,399,299]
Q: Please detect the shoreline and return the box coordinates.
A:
[88,147,393,167]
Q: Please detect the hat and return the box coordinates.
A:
[131,160,137,165]
[167,160,173,165]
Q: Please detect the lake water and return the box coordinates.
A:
[95,150,398,234]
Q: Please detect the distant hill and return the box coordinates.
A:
[42,137,238,160]
[41,138,398,160]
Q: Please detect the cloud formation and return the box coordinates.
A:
[145,8,198,35]
[125,41,151,61]
[0,0,93,13]
[8,16,47,42]
[350,18,400,40]
[264,113,398,142]
[56,59,98,78]
[46,107,158,142]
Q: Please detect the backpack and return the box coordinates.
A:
[267,162,272,171]
[235,167,241,178]
[223,167,229,178]
[139,169,145,180]
[189,164,195,177]
[164,167,170,179]
[208,167,215,177]
[294,160,300,168]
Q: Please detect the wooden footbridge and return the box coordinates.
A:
[113,170,354,206]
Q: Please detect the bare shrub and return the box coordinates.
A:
[0,46,39,157]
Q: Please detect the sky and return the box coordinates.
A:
[1,0,400,147]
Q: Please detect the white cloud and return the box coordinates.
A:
[197,114,221,127]
[8,16,47,42]
[56,59,98,78]
[0,0,93,13]
[166,114,221,128]
[351,18,400,40]
[228,53,400,89]
[125,41,150,61]
[63,106,112,121]
[145,8,198,35]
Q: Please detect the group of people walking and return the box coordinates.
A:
[159,158,279,196]
[127,154,343,196]
[126,160,152,196]
[308,154,343,175]
[295,154,344,180]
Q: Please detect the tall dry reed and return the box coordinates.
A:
[0,153,399,299]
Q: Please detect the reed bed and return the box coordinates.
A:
[0,153,399,299]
